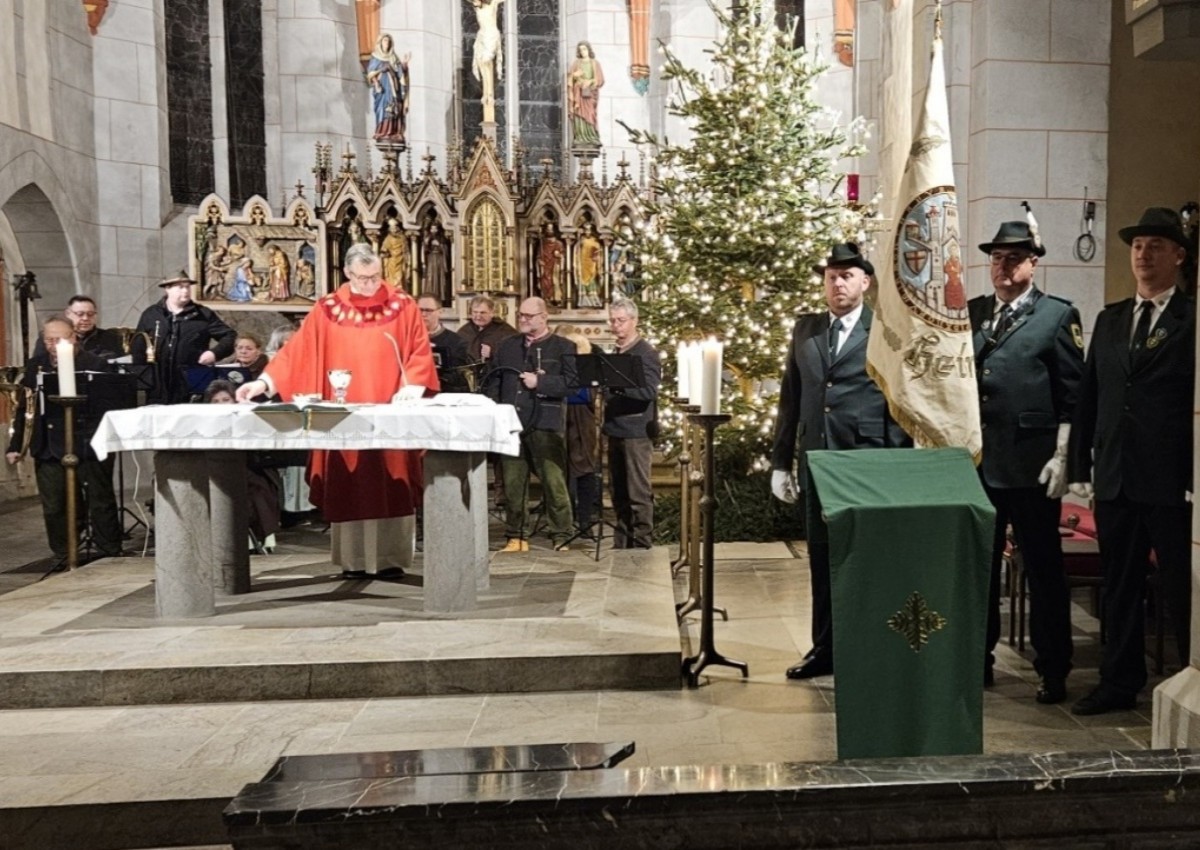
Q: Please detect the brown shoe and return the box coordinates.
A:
[501,538,529,553]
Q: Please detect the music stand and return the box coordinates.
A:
[561,352,645,560]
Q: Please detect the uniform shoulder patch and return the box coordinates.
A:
[1071,323,1084,350]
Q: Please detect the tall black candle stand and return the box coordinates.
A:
[50,394,85,570]
[676,407,727,623]
[682,412,748,686]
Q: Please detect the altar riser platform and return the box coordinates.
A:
[0,655,679,709]
[0,548,683,709]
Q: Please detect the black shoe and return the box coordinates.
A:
[786,654,833,680]
[1071,687,1137,716]
[984,666,995,687]
[1035,677,1067,705]
[372,567,406,581]
[341,569,368,580]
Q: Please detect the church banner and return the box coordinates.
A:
[866,17,982,461]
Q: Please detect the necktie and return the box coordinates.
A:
[993,304,1014,339]
[1131,300,1154,354]
[828,318,843,359]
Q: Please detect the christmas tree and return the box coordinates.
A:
[623,0,876,464]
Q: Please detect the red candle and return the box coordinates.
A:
[846,173,860,203]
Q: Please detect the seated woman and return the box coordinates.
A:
[204,379,281,550]
[220,332,270,379]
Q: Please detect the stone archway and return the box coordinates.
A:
[2,183,75,341]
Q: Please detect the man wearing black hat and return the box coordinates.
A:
[770,242,910,680]
[1068,207,1196,715]
[968,219,1085,704]
[131,271,236,403]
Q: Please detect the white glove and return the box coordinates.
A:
[391,384,426,403]
[771,469,798,504]
[1037,423,1070,499]
[1068,482,1094,500]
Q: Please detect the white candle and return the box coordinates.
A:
[686,342,704,407]
[676,341,689,400]
[56,339,76,397]
[700,337,723,415]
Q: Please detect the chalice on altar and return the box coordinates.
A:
[327,369,352,405]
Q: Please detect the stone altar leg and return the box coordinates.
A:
[154,451,215,618]
[208,451,250,595]
[422,450,481,613]
[468,452,489,592]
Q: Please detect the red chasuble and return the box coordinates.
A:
[264,283,439,522]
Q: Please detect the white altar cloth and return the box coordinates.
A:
[91,396,523,458]
[90,399,523,618]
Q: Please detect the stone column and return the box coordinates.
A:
[422,450,482,612]
[154,451,215,618]
[207,450,250,594]
[468,451,490,592]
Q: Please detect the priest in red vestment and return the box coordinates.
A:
[237,243,439,579]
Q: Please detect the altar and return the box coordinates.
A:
[91,398,523,618]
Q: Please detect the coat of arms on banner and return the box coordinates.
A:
[893,187,968,332]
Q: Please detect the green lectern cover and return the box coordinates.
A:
[806,447,994,760]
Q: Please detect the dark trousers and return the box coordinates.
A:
[983,485,1073,680]
[804,488,833,660]
[501,429,573,544]
[1094,495,1192,695]
[569,472,601,531]
[608,436,653,548]
[35,456,122,558]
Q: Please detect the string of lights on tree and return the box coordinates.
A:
[622,0,880,463]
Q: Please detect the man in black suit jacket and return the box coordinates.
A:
[968,220,1085,704]
[5,316,123,560]
[770,243,911,679]
[1068,207,1196,716]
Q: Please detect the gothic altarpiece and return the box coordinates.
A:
[186,138,649,335]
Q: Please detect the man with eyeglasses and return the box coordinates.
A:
[237,244,438,580]
[968,219,1084,705]
[1068,207,1196,715]
[604,297,660,549]
[486,296,577,552]
[64,296,124,360]
[418,292,470,392]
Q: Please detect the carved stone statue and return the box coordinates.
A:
[204,245,232,299]
[267,244,292,301]
[567,41,605,149]
[575,223,603,308]
[537,224,565,305]
[471,0,506,124]
[380,218,410,290]
[365,34,410,144]
[422,222,450,304]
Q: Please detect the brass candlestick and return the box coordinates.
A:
[49,394,86,570]
[682,412,748,687]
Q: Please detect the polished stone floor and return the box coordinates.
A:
[0,488,1171,849]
